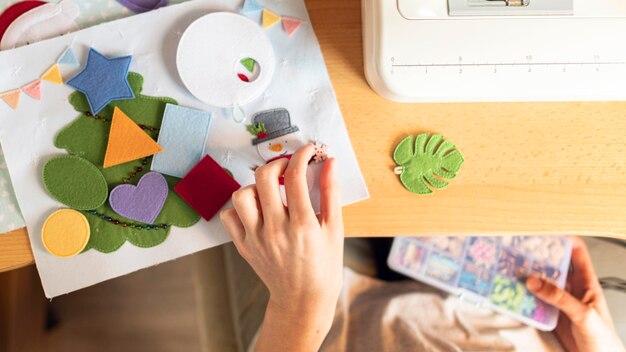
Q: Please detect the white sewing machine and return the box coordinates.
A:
[362,0,626,102]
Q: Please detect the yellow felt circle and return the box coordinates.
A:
[41,209,90,258]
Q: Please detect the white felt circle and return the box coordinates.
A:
[176,12,275,108]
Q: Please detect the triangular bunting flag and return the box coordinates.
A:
[262,9,281,29]
[41,64,63,84]
[282,16,302,36]
[242,0,262,13]
[57,47,79,66]
[22,80,42,100]
[103,107,163,168]
[0,89,20,110]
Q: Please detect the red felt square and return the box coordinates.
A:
[174,155,241,221]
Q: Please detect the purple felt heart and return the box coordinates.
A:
[109,172,169,224]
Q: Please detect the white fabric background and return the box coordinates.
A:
[0,0,368,297]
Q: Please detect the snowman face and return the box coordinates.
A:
[257,131,305,161]
[0,0,80,50]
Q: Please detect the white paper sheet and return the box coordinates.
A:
[0,0,369,298]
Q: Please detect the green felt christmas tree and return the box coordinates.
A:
[50,72,200,253]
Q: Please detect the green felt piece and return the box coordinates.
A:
[240,57,256,73]
[42,155,108,210]
[246,122,266,136]
[393,133,464,195]
[54,72,200,254]
[81,204,169,253]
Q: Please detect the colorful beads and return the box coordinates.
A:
[85,209,169,230]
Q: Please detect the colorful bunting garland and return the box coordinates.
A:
[262,9,281,29]
[22,80,42,100]
[41,64,64,84]
[242,0,262,13]
[241,0,302,36]
[0,89,20,110]
[57,47,80,66]
[281,16,302,36]
[1,47,81,110]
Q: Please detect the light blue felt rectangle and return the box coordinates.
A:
[151,104,211,178]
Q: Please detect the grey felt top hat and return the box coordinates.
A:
[251,108,300,146]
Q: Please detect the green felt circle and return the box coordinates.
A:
[43,155,108,210]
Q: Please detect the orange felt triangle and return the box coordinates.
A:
[0,89,21,110]
[262,9,281,29]
[103,107,163,168]
[22,79,42,100]
[281,16,301,36]
[41,64,63,84]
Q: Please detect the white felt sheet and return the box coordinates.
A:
[0,0,369,298]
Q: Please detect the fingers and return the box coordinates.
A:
[526,275,589,325]
[255,158,289,222]
[568,236,616,329]
[231,184,262,235]
[284,144,316,221]
[319,158,342,230]
[569,236,600,291]
[220,208,246,247]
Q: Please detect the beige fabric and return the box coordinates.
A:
[193,246,239,352]
[320,268,563,352]
[195,240,564,352]
[194,243,269,352]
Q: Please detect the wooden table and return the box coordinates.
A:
[2,0,626,272]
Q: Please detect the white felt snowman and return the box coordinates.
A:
[248,108,322,211]
[249,108,306,163]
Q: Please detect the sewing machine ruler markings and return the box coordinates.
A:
[363,0,626,101]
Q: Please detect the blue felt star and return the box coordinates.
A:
[67,48,134,114]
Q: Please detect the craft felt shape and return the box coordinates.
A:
[174,155,241,221]
[176,12,276,108]
[262,9,281,29]
[281,16,302,36]
[242,0,262,13]
[66,48,134,114]
[22,80,42,100]
[248,108,299,145]
[151,104,211,178]
[57,47,79,66]
[312,141,329,163]
[393,133,464,195]
[240,57,256,73]
[103,106,163,168]
[43,155,109,210]
[41,209,91,258]
[54,72,200,253]
[0,89,20,110]
[109,171,169,224]
[41,64,63,84]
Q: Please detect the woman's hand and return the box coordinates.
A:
[526,236,625,352]
[220,144,344,351]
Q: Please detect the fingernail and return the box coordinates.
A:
[526,275,544,292]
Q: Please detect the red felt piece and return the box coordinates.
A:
[237,73,250,82]
[0,1,46,43]
[174,155,241,221]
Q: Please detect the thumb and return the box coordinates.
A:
[526,275,589,325]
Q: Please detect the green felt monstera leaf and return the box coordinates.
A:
[51,72,201,254]
[393,133,464,195]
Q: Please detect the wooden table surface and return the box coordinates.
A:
[2,0,626,272]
